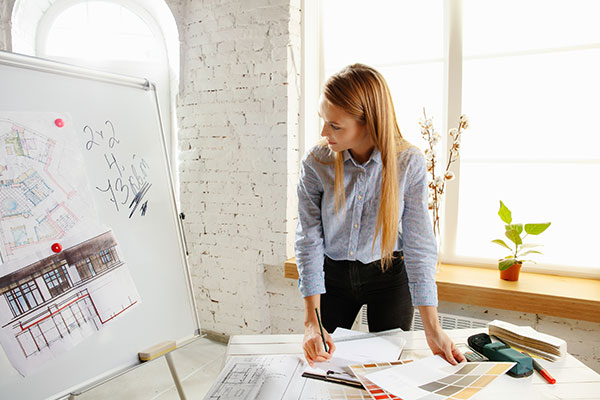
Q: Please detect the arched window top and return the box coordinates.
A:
[10,0,180,187]
[42,1,162,62]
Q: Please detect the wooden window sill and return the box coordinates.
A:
[284,258,600,323]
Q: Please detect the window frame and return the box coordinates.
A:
[309,0,600,279]
[5,280,45,317]
[99,249,112,264]
[43,264,73,298]
[35,0,168,64]
[33,0,180,200]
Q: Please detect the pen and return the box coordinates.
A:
[314,308,328,353]
[522,351,556,384]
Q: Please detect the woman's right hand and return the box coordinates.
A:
[302,323,336,367]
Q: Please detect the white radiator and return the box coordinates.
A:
[354,305,489,332]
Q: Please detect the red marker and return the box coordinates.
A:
[523,351,556,384]
[51,243,62,253]
[532,358,556,384]
[55,118,65,128]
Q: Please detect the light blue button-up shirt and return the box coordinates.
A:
[295,144,438,307]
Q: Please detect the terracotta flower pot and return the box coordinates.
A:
[500,262,522,281]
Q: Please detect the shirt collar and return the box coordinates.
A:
[343,147,382,167]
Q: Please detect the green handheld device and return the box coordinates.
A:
[467,333,533,378]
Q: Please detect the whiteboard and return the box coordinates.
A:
[0,51,199,399]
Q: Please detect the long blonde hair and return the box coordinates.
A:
[314,63,412,270]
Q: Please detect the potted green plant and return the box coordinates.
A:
[491,201,551,281]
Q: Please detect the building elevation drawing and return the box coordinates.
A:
[0,113,140,376]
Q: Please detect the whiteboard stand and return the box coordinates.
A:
[0,50,201,400]
[179,213,190,256]
[165,352,187,400]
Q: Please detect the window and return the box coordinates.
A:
[86,257,96,275]
[318,0,444,150]
[5,280,44,317]
[315,0,600,276]
[454,0,600,274]
[41,2,161,62]
[99,249,112,264]
[43,265,72,297]
[33,0,178,185]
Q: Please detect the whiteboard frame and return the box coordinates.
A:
[0,50,201,399]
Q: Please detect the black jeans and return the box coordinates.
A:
[320,252,414,333]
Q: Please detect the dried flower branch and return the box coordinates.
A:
[419,109,469,237]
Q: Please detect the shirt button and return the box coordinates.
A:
[350,251,354,256]
[357,195,362,200]
[354,224,358,228]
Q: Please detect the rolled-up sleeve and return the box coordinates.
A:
[401,152,439,307]
[295,157,326,297]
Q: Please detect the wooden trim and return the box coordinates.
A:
[284,258,299,280]
[284,257,600,323]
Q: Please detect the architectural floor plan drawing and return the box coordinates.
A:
[204,355,372,400]
[0,112,96,272]
[0,113,140,376]
[204,355,300,400]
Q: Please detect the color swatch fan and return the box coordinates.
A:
[364,356,514,400]
[350,360,413,400]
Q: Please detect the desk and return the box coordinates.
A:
[227,328,600,400]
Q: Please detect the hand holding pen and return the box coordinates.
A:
[315,307,328,352]
[302,308,336,367]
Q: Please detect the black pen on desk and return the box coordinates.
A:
[315,308,329,353]
[522,351,556,384]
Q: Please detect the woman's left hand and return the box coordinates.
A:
[425,326,467,365]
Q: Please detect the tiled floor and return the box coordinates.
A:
[78,337,227,399]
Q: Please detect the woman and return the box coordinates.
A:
[295,63,465,367]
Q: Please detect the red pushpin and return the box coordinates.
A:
[55,118,65,128]
[51,243,62,253]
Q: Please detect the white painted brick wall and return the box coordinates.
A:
[175,0,302,336]
[0,0,11,51]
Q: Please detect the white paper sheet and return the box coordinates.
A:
[333,328,405,363]
[304,328,406,382]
